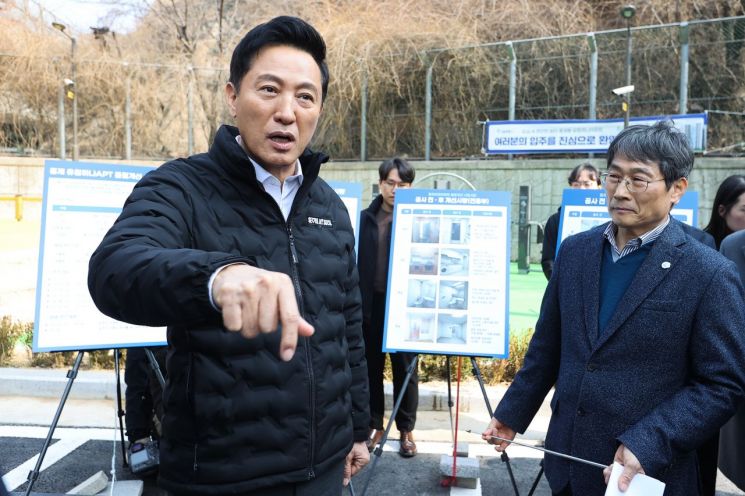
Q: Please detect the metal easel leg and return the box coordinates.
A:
[470,356,520,496]
[360,354,419,496]
[114,349,128,467]
[23,351,85,496]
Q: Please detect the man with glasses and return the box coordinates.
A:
[358,157,419,457]
[482,121,745,495]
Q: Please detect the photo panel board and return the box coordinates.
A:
[34,160,167,352]
[327,180,363,254]
[556,189,699,255]
[383,189,511,358]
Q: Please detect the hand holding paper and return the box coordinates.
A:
[604,462,665,496]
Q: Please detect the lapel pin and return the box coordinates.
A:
[661,261,671,269]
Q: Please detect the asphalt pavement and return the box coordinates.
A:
[0,367,742,496]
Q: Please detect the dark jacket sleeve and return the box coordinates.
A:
[541,210,560,280]
[87,166,251,327]
[618,261,745,475]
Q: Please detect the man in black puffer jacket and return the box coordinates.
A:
[88,16,370,496]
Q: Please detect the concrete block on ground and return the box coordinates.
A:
[452,476,479,489]
[454,442,469,457]
[96,480,143,496]
[440,454,480,484]
[67,470,108,495]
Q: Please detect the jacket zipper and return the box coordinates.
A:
[287,224,316,480]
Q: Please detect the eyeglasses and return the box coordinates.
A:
[600,172,666,193]
[382,179,411,189]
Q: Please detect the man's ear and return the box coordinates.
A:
[225,82,238,118]
[670,176,688,205]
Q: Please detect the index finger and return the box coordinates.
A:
[276,282,314,361]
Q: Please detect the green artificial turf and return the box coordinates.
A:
[508,263,548,332]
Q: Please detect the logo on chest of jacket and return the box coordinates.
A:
[307,216,333,228]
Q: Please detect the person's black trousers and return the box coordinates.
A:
[364,291,418,432]
[124,347,154,442]
[124,347,167,442]
[697,432,718,496]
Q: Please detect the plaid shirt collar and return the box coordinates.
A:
[603,216,670,262]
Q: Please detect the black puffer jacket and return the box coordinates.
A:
[88,125,369,495]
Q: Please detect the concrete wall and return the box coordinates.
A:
[2,156,744,262]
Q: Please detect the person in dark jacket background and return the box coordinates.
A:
[718,229,745,493]
[541,163,602,280]
[703,174,745,249]
[358,157,419,457]
[88,16,369,496]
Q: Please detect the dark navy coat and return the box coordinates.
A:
[495,219,745,495]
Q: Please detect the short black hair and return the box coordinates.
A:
[229,16,329,101]
[606,120,693,189]
[379,157,415,183]
[568,162,601,186]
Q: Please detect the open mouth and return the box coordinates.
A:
[268,132,295,144]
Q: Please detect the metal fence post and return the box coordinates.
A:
[587,33,598,159]
[58,82,66,160]
[588,33,598,120]
[360,69,368,161]
[187,65,194,156]
[507,41,517,160]
[425,59,433,161]
[71,37,79,161]
[124,62,132,160]
[679,22,690,115]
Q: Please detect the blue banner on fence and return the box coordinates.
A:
[484,114,707,154]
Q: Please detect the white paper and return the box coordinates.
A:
[604,462,665,496]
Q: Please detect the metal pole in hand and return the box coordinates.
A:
[469,430,607,470]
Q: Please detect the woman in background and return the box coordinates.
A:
[699,174,745,496]
[703,174,745,249]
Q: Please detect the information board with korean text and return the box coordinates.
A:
[556,189,699,254]
[34,161,167,352]
[383,189,511,358]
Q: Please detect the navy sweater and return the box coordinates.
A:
[598,242,654,335]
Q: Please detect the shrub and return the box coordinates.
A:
[0,315,33,365]
[388,328,535,385]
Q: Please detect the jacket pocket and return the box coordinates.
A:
[639,299,678,313]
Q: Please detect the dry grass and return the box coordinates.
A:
[2,0,745,159]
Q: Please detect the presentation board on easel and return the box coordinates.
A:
[327,180,363,254]
[382,189,511,358]
[33,160,167,352]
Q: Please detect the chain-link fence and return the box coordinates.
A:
[1,16,744,161]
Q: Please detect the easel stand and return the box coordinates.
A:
[360,354,420,496]
[22,349,133,495]
[360,355,544,496]
[22,351,84,496]
[114,349,128,468]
